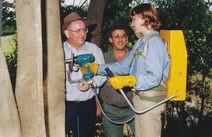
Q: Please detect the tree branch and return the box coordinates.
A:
[2,2,15,8]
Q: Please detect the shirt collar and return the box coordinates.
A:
[142,30,159,41]
[64,41,87,54]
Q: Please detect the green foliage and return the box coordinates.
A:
[4,35,17,91]
[2,0,16,34]
[101,0,135,52]
[60,0,90,23]
[103,0,133,25]
[1,35,16,54]
[60,5,88,22]
[155,0,212,77]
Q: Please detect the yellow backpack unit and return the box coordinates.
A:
[160,30,187,101]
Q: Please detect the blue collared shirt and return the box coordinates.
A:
[98,31,170,91]
[63,41,106,101]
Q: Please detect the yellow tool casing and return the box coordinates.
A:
[160,30,187,101]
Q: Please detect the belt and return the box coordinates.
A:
[66,96,95,105]
[135,90,167,102]
[135,90,166,97]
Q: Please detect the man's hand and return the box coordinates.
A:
[77,80,89,91]
[85,63,99,75]
[108,75,136,90]
[96,102,102,118]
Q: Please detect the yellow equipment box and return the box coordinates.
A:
[160,30,187,101]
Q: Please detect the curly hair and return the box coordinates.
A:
[131,3,161,30]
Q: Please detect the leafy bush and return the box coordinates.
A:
[4,35,17,92]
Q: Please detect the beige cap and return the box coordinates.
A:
[62,12,94,31]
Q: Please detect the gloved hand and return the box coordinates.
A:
[85,63,99,75]
[108,75,136,90]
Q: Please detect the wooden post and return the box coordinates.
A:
[15,0,46,136]
[45,0,65,137]
[0,1,21,137]
[0,48,22,137]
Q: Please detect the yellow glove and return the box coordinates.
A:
[85,63,99,75]
[108,75,136,90]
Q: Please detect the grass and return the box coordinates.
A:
[1,35,16,55]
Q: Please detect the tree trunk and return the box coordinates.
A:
[16,0,46,137]
[45,0,65,137]
[87,0,105,47]
[0,47,22,137]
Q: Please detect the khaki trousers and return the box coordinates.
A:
[133,93,165,137]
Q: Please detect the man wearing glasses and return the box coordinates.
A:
[62,12,106,137]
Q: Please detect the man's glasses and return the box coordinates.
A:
[68,28,88,34]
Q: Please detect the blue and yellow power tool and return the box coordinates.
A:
[66,54,95,81]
